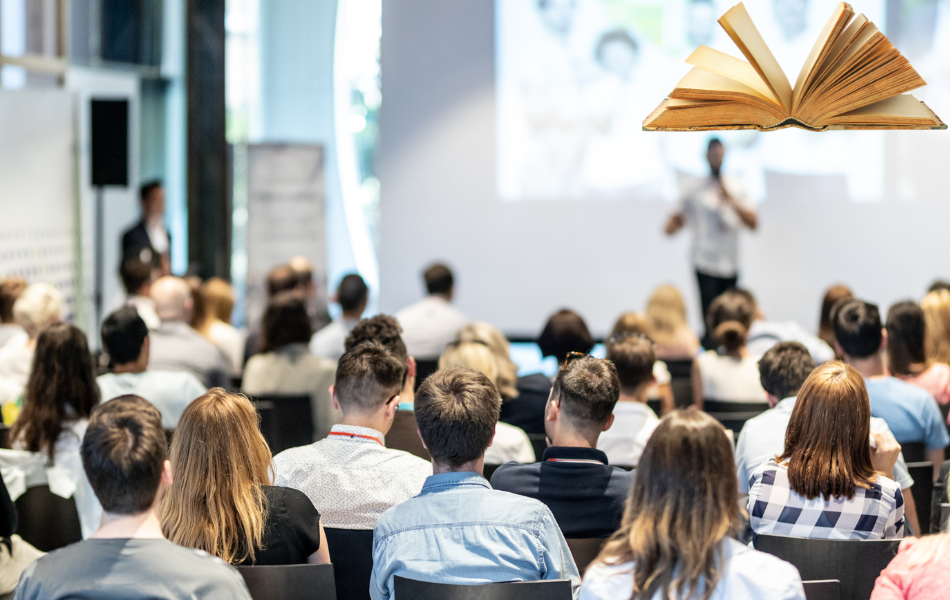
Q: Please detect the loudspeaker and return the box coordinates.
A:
[90,99,129,187]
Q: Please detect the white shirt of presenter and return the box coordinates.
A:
[679,174,752,277]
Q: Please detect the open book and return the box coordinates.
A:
[643,2,945,131]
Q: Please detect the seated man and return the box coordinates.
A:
[344,315,417,405]
[740,288,835,363]
[98,307,206,429]
[14,395,251,599]
[273,341,431,529]
[395,263,467,360]
[735,341,922,535]
[310,273,368,361]
[118,255,160,330]
[371,367,579,600]
[492,355,632,538]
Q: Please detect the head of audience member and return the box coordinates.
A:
[81,395,171,523]
[330,341,406,435]
[151,276,193,324]
[183,275,207,331]
[11,323,100,463]
[733,288,764,321]
[201,278,235,328]
[706,137,725,177]
[545,355,619,448]
[120,255,156,298]
[606,333,655,402]
[594,29,639,80]
[439,341,502,392]
[779,362,877,500]
[886,301,930,377]
[162,389,272,564]
[593,410,739,600]
[537,309,594,365]
[415,367,502,473]
[102,307,150,374]
[139,180,165,224]
[921,289,950,366]
[289,256,316,300]
[706,289,755,355]
[929,280,950,295]
[267,264,299,298]
[757,342,816,407]
[259,292,313,354]
[454,322,519,399]
[818,284,853,351]
[337,273,369,320]
[13,282,62,340]
[0,278,27,326]
[832,298,884,369]
[345,315,416,403]
[610,312,649,338]
[423,263,455,301]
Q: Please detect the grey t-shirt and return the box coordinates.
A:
[14,538,252,600]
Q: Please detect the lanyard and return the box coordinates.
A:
[328,431,383,446]
[546,458,605,465]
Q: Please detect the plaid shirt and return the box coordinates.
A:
[748,460,904,540]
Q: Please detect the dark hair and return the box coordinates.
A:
[0,278,27,323]
[184,275,207,331]
[81,395,166,515]
[10,323,100,464]
[338,274,368,312]
[537,309,594,363]
[415,366,501,467]
[140,180,163,202]
[345,315,409,366]
[886,301,928,376]
[102,307,149,365]
[606,335,655,393]
[595,29,638,64]
[708,137,723,149]
[119,255,154,296]
[833,298,882,359]
[260,292,313,353]
[334,341,406,413]
[758,342,815,400]
[424,263,454,296]
[706,290,754,353]
[552,356,620,430]
[267,265,298,298]
[929,280,950,294]
[818,285,853,350]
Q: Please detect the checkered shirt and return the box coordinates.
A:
[748,459,904,540]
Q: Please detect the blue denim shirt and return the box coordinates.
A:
[370,471,580,600]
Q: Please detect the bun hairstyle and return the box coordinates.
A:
[707,290,755,353]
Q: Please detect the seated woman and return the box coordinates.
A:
[198,278,245,378]
[870,534,950,599]
[748,362,904,540]
[580,411,805,600]
[0,283,62,389]
[888,301,950,404]
[645,285,700,361]
[610,312,674,414]
[162,388,330,565]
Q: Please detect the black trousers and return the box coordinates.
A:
[697,269,738,349]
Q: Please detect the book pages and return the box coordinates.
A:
[791,2,854,115]
[686,46,779,106]
[718,3,793,111]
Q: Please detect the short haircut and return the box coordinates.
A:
[140,180,163,202]
[120,255,153,295]
[537,309,594,363]
[334,341,406,413]
[606,335,655,393]
[101,307,149,365]
[424,263,454,296]
[267,265,298,297]
[757,342,815,400]
[833,298,882,359]
[552,356,620,431]
[260,292,313,353]
[13,283,62,337]
[886,301,928,376]
[0,278,27,323]
[338,274,368,312]
[415,366,501,467]
[929,280,950,294]
[345,315,409,366]
[81,395,167,515]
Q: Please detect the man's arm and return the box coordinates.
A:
[539,508,581,598]
[720,185,757,230]
[665,212,685,236]
[927,449,945,482]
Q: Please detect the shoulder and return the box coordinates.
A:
[579,561,634,599]
[490,462,540,489]
[723,539,803,593]
[749,460,785,486]
[265,485,317,510]
[273,443,318,468]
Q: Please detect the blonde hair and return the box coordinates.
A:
[610,312,649,338]
[161,389,272,564]
[200,278,235,331]
[13,283,62,338]
[455,322,519,398]
[896,533,950,571]
[439,342,501,389]
[922,290,950,365]
[645,285,688,344]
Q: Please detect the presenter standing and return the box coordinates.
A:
[664,138,757,348]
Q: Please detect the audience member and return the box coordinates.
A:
[929,280,950,294]
[870,534,950,599]
[834,298,949,478]
[344,314,417,405]
[13,395,252,599]
[921,289,950,367]
[644,284,700,360]
[492,354,631,538]
[743,288,835,363]
[597,334,661,466]
[310,273,368,360]
[887,301,950,404]
[273,341,430,529]
[242,292,338,440]
[118,255,160,329]
[455,322,520,399]
[0,283,62,387]
[121,180,172,275]
[693,290,766,407]
[818,284,852,354]
[0,278,27,349]
[370,367,579,599]
[748,363,905,540]
[162,389,330,565]
[197,278,244,376]
[148,276,230,388]
[98,307,206,429]
[609,313,674,413]
[289,255,332,333]
[580,410,805,600]
[243,264,301,363]
[395,263,467,359]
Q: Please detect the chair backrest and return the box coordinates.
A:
[14,484,82,552]
[940,503,950,533]
[906,461,934,535]
[393,577,573,600]
[251,394,314,455]
[702,400,770,414]
[386,410,430,461]
[754,534,899,600]
[646,399,662,415]
[802,580,841,600]
[413,360,440,391]
[565,538,607,575]
[900,442,926,463]
[664,359,694,409]
[324,528,375,600]
[526,433,548,462]
[237,564,336,600]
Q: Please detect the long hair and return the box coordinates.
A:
[260,292,313,354]
[199,278,235,334]
[645,285,689,345]
[922,290,950,365]
[886,301,929,376]
[818,285,852,350]
[779,362,877,500]
[592,411,739,600]
[10,323,100,464]
[455,322,519,398]
[161,389,272,564]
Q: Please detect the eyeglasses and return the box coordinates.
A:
[385,393,400,406]
[607,331,656,347]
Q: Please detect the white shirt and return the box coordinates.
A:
[679,175,752,277]
[696,350,766,403]
[0,336,33,388]
[273,424,432,529]
[207,320,245,376]
[309,318,360,361]
[579,538,805,600]
[0,325,25,351]
[485,422,535,465]
[747,320,835,364]
[97,371,207,429]
[597,402,660,467]
[145,220,170,254]
[396,296,468,359]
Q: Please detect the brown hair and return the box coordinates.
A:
[345,315,409,366]
[886,301,929,376]
[779,362,877,500]
[818,285,853,350]
[424,263,454,296]
[260,291,313,353]
[161,389,272,564]
[202,278,235,325]
[706,290,754,353]
[922,290,950,365]
[606,335,655,394]
[335,341,406,413]
[610,312,649,338]
[184,275,207,332]
[537,309,594,363]
[592,411,739,600]
[552,355,620,431]
[0,278,27,323]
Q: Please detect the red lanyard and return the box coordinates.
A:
[328,431,383,446]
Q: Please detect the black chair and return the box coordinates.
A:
[900,442,926,463]
[230,376,244,392]
[527,433,548,461]
[703,400,769,433]
[393,576,572,600]
[803,580,842,600]
[646,399,662,415]
[324,528,374,600]
[413,360,440,391]
[14,485,82,552]
[906,461,934,535]
[754,534,900,600]
[237,564,337,600]
[483,463,501,481]
[386,410,430,461]
[251,394,314,455]
[565,538,606,574]
[664,359,694,409]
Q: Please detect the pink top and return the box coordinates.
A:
[870,538,950,600]
[896,363,950,406]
